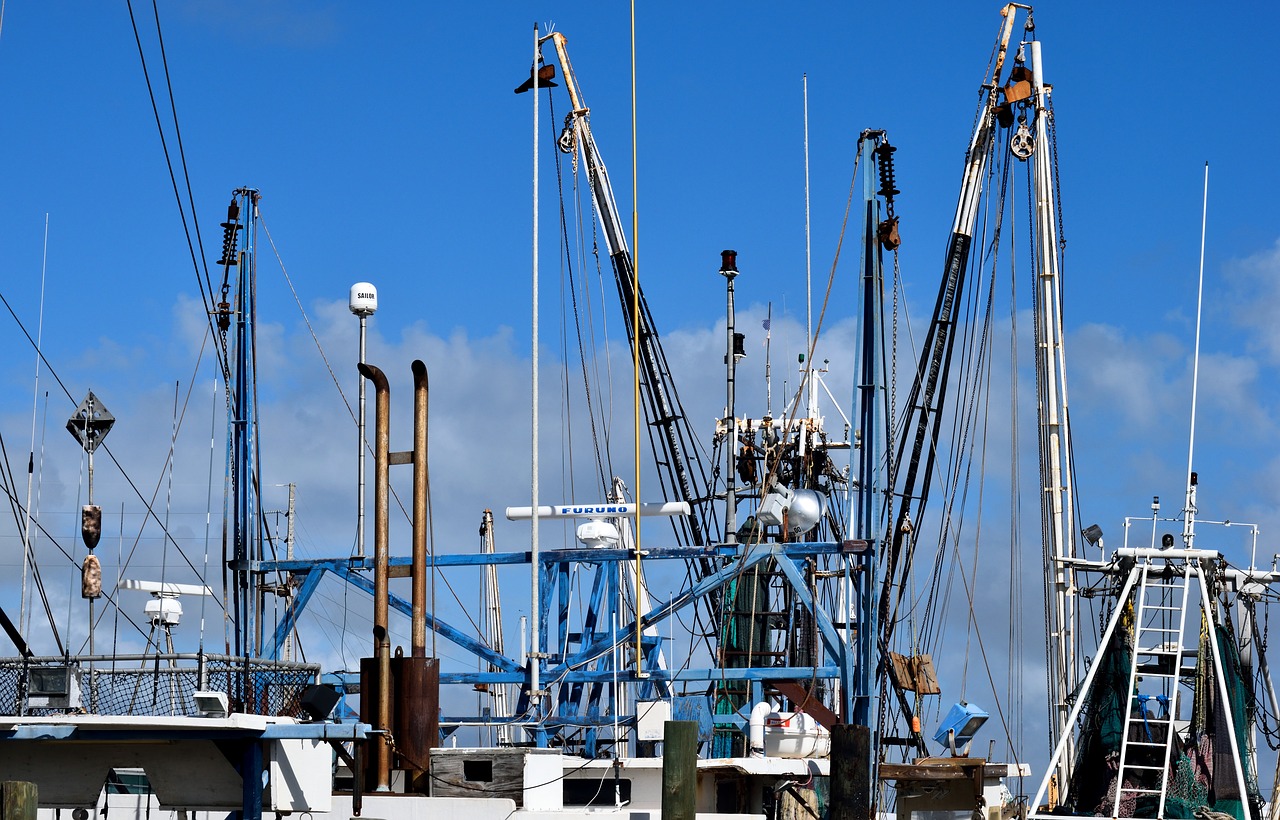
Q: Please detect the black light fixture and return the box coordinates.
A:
[299,683,341,722]
[1081,524,1103,549]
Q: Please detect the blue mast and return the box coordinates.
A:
[218,188,261,661]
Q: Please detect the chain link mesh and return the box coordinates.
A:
[0,655,319,718]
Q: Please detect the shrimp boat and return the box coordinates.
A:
[2,5,1267,820]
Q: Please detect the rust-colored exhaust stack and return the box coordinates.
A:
[358,362,393,791]
[358,360,439,794]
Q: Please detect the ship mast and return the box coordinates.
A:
[215,187,263,662]
[1028,34,1079,784]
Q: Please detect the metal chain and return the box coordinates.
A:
[1047,97,1066,251]
[889,250,899,533]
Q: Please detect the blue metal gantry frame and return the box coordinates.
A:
[254,538,872,752]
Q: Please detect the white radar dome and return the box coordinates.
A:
[350,282,378,316]
[576,519,621,549]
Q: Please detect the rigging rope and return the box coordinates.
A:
[125,0,221,378]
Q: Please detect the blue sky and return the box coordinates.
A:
[1,0,1280,791]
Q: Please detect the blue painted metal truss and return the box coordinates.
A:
[254,539,871,755]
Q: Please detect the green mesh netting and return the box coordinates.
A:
[1165,621,1259,820]
[1065,599,1133,814]
[1068,597,1261,819]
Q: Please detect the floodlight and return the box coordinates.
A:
[194,690,229,718]
[299,684,342,722]
[933,701,988,756]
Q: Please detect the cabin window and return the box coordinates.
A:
[563,777,632,806]
[106,769,152,795]
[463,760,494,782]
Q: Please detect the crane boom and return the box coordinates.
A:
[542,33,718,550]
[879,4,1025,646]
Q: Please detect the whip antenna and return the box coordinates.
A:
[1183,162,1208,548]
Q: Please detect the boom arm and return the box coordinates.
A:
[878,4,1025,645]
[543,33,718,550]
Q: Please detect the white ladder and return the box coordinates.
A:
[1113,560,1194,817]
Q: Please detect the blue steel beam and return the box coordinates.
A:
[562,560,609,716]
[338,565,520,672]
[324,664,839,688]
[263,566,327,661]
[772,553,848,661]
[548,543,779,678]
[249,541,840,574]
[556,561,571,667]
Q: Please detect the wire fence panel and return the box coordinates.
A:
[0,655,319,718]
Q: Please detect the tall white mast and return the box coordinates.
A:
[1029,37,1078,784]
[1183,163,1208,548]
[803,74,814,419]
[529,20,544,708]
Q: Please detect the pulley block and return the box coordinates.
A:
[1010,122,1035,160]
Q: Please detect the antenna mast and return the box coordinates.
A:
[803,74,813,418]
[1184,162,1208,547]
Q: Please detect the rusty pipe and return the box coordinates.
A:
[411,360,428,658]
[357,361,392,791]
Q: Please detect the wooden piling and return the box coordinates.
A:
[1,781,37,820]
[661,720,698,820]
[831,724,871,820]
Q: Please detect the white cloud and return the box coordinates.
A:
[1227,239,1280,364]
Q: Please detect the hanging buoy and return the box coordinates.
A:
[82,554,102,600]
[81,504,102,550]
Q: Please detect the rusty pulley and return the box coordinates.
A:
[877,217,901,251]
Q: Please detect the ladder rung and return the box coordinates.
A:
[1122,763,1168,771]
[1140,626,1182,632]
[1136,647,1180,655]
[1119,787,1163,795]
[1146,604,1181,611]
[1126,740,1166,747]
